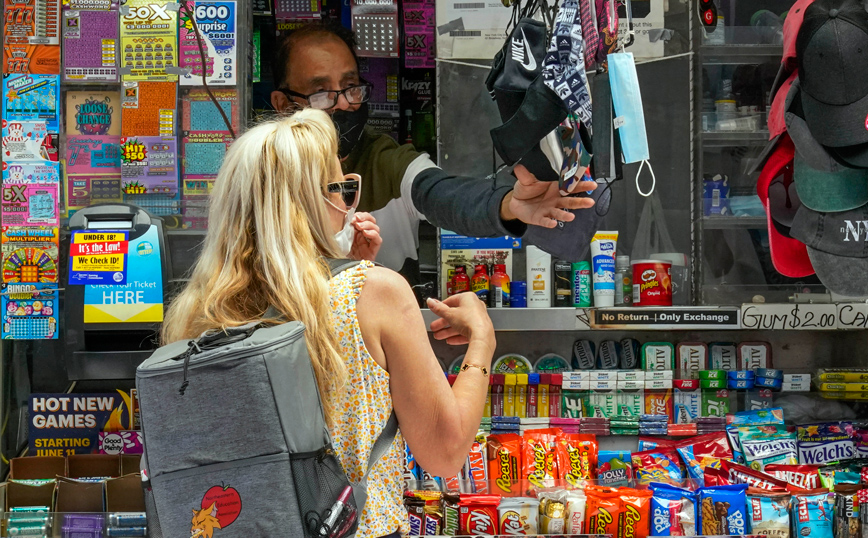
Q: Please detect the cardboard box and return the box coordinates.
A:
[590,380,616,391]
[9,456,66,480]
[647,370,674,380]
[562,371,587,382]
[105,474,146,512]
[121,455,141,477]
[784,374,811,384]
[645,379,673,390]
[618,381,644,391]
[782,382,811,392]
[563,379,590,391]
[618,370,645,381]
[590,371,617,381]
[55,478,104,513]
[67,454,121,479]
[5,481,55,511]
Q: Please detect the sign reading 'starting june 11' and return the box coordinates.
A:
[69,231,128,285]
[83,225,163,323]
[29,391,135,456]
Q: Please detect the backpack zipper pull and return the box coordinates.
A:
[178,341,201,395]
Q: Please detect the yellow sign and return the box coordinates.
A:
[74,232,126,243]
[72,255,125,272]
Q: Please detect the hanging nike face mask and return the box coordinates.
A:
[333,102,369,158]
[608,52,656,196]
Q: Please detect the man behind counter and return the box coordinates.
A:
[269,20,597,282]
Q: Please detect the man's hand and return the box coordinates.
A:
[501,165,598,229]
[349,212,382,262]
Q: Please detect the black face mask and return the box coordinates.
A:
[332,102,368,158]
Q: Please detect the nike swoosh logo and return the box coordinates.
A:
[519,28,537,72]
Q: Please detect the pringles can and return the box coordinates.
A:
[631,260,672,306]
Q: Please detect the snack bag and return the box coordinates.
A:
[834,485,861,538]
[620,487,653,538]
[556,433,597,488]
[726,425,746,464]
[738,425,798,471]
[586,485,623,537]
[746,488,791,537]
[498,497,540,535]
[791,490,834,538]
[675,432,733,482]
[632,448,684,486]
[704,466,730,487]
[650,483,697,536]
[764,464,822,491]
[728,407,785,426]
[797,422,857,465]
[522,429,560,491]
[639,436,679,452]
[598,450,633,487]
[458,494,501,535]
[720,460,789,491]
[538,489,568,534]
[487,433,522,496]
[697,484,749,535]
[566,491,587,534]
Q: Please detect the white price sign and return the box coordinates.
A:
[836,303,868,329]
[740,303,838,330]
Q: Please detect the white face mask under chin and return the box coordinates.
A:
[333,207,355,257]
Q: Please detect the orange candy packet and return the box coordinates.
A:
[487,433,522,497]
[522,428,560,490]
[556,433,598,488]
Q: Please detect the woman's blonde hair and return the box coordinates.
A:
[162,108,347,423]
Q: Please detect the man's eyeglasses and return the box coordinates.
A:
[326,173,361,210]
[280,83,373,111]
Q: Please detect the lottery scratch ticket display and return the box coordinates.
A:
[2,161,59,184]
[120,136,179,195]
[121,81,176,136]
[2,42,61,74]
[1,120,59,161]
[3,0,61,74]
[1,166,60,227]
[119,0,179,81]
[402,0,434,69]
[66,90,122,135]
[179,0,237,86]
[1,282,58,339]
[62,7,119,82]
[1,74,59,132]
[64,135,122,215]
[1,225,58,284]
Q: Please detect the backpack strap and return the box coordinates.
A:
[361,410,398,481]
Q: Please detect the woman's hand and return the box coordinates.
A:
[349,212,382,261]
[427,294,495,350]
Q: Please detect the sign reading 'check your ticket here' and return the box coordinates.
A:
[69,231,129,285]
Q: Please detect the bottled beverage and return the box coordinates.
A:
[471,264,490,303]
[452,266,470,294]
[490,264,511,308]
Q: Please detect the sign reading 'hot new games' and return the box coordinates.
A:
[29,391,135,456]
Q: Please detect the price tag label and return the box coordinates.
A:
[740,303,838,330]
[836,303,868,330]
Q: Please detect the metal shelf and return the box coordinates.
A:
[700,44,783,64]
[422,307,586,332]
[701,216,766,229]
[701,130,770,147]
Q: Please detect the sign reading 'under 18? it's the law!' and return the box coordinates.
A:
[69,231,129,285]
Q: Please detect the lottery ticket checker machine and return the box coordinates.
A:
[64,203,172,380]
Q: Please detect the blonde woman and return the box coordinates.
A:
[162,109,496,538]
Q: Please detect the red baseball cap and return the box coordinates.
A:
[767,0,813,136]
[768,70,797,139]
[756,133,815,277]
[783,0,814,71]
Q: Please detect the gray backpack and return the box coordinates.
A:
[136,260,397,538]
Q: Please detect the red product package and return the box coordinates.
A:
[620,488,653,538]
[487,434,522,497]
[704,466,730,487]
[586,485,623,537]
[458,494,501,535]
[556,433,597,488]
[720,459,788,491]
[522,428,560,490]
[638,436,679,452]
[467,439,488,494]
[674,432,733,482]
[631,448,685,486]
[763,464,822,491]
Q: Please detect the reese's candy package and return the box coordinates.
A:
[620,488,653,538]
[522,429,560,491]
[586,485,623,537]
[738,425,798,471]
[764,464,822,491]
[674,432,733,482]
[697,484,749,536]
[720,459,789,492]
[556,433,597,488]
[746,488,791,538]
[487,433,522,496]
[498,497,540,535]
[650,483,697,536]
[458,494,500,535]
[792,490,835,538]
[798,422,857,465]
[598,450,633,487]
[632,448,685,486]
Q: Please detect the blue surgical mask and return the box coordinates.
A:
[608,51,656,196]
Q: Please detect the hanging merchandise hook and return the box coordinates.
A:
[621,0,635,50]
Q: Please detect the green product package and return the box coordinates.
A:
[702,389,730,417]
[572,261,591,307]
[562,390,588,418]
[642,342,675,370]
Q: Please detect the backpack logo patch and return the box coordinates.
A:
[192,484,242,537]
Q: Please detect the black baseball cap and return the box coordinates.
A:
[796,0,868,147]
[791,202,868,296]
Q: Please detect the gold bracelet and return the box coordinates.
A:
[460,363,490,376]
